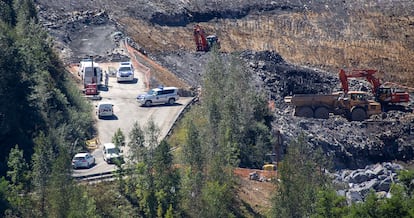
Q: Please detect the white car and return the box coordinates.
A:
[102,143,123,164]
[136,86,179,107]
[72,152,95,169]
[116,62,134,82]
[96,102,114,118]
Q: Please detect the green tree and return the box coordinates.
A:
[312,188,348,218]
[153,140,180,217]
[0,0,15,25]
[6,145,30,215]
[180,120,205,217]
[270,136,331,218]
[398,169,414,196]
[201,181,234,218]
[0,177,9,215]
[31,132,52,217]
[112,128,126,148]
[128,122,146,163]
[132,119,161,217]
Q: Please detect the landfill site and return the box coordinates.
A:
[35,0,414,204]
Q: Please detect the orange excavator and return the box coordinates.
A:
[193,24,220,52]
[339,69,410,111]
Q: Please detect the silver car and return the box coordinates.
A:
[137,87,179,107]
[72,152,95,169]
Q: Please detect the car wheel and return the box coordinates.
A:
[145,100,152,107]
[168,98,175,105]
[87,162,90,168]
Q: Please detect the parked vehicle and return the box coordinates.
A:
[137,86,179,107]
[116,61,134,82]
[102,143,123,164]
[79,59,102,87]
[96,102,114,118]
[72,152,95,169]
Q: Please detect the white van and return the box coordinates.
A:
[102,143,123,164]
[79,59,102,87]
[96,102,113,118]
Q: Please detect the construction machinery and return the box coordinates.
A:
[193,24,220,52]
[339,69,410,111]
[284,91,382,121]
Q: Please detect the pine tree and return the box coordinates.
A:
[180,120,204,217]
[270,135,331,218]
[31,132,53,217]
[128,122,146,163]
[112,128,126,148]
[153,140,180,217]
[5,145,31,216]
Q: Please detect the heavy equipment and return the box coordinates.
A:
[284,91,382,121]
[339,69,410,110]
[193,24,220,52]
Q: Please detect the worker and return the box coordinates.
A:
[105,71,109,87]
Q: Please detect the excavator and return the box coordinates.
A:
[193,24,220,52]
[339,69,410,111]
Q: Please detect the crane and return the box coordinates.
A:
[193,24,220,52]
[339,69,410,110]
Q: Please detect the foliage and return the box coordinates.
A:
[128,122,146,163]
[112,128,126,147]
[201,181,235,218]
[312,188,348,218]
[270,135,331,218]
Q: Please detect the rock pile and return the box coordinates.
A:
[238,51,414,169]
[332,162,404,204]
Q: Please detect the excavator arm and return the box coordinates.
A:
[193,24,208,52]
[339,69,381,94]
[339,69,410,105]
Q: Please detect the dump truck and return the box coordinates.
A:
[284,91,382,121]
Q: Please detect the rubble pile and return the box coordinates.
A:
[151,50,414,169]
[332,162,405,203]
[240,51,414,169]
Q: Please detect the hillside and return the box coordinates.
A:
[33,0,414,213]
[35,0,414,167]
[38,0,414,84]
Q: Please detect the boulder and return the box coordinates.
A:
[346,190,363,204]
[376,177,392,192]
[349,171,370,183]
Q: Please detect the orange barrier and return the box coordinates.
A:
[123,40,151,90]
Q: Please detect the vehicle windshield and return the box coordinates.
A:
[147,89,156,95]
[107,148,120,154]
[73,157,85,161]
[119,67,132,72]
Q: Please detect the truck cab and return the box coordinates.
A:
[340,91,382,121]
